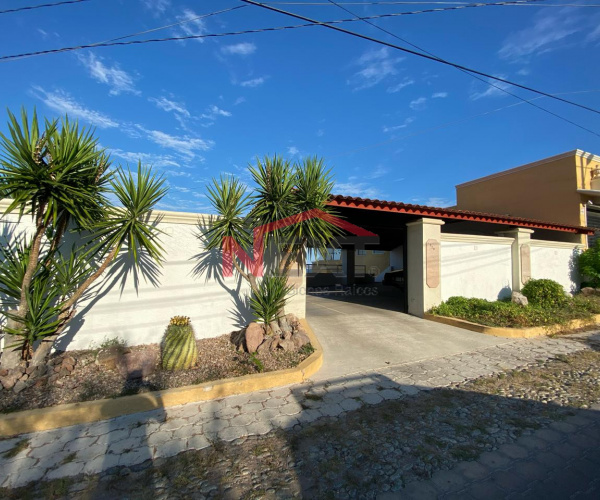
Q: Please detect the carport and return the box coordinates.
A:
[307,195,592,316]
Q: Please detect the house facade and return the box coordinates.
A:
[455,149,600,247]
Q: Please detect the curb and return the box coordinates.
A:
[0,319,323,438]
[424,313,600,338]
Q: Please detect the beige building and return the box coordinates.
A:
[455,150,600,246]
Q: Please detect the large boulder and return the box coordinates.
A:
[511,291,529,307]
[278,316,292,335]
[245,323,265,353]
[115,350,158,380]
[291,331,311,350]
[581,287,596,297]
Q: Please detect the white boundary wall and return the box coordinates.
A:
[530,241,581,294]
[440,234,514,302]
[0,207,305,351]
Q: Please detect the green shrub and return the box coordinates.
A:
[578,240,600,288]
[249,275,293,328]
[162,316,198,371]
[521,279,567,309]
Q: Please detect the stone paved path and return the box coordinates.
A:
[383,402,600,499]
[0,331,598,490]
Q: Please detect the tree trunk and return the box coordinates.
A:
[29,246,119,368]
[0,312,25,371]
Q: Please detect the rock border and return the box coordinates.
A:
[0,319,322,438]
[424,313,600,338]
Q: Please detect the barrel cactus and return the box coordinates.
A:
[161,316,198,371]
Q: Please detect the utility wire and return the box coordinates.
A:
[0,0,91,15]
[325,0,600,137]
[241,0,600,117]
[269,1,600,6]
[330,90,600,157]
[0,0,557,62]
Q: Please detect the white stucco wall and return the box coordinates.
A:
[0,207,305,351]
[440,235,513,302]
[530,242,581,294]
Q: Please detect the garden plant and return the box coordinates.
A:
[0,109,168,372]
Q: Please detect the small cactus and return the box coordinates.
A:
[162,316,198,371]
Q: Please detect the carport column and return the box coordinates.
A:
[497,228,534,292]
[406,218,445,317]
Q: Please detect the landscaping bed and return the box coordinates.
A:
[429,286,600,329]
[0,333,313,414]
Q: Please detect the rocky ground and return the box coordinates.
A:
[2,344,599,499]
[0,333,312,414]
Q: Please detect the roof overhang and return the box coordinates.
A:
[327,195,594,235]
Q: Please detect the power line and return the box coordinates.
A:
[0,0,559,62]
[241,0,600,117]
[268,1,600,6]
[325,0,600,137]
[330,90,600,158]
[0,0,91,15]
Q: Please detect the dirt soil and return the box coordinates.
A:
[0,335,312,414]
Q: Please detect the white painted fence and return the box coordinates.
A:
[530,241,581,293]
[440,234,513,302]
[0,208,305,351]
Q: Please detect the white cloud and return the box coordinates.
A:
[383,117,414,133]
[367,166,389,179]
[587,23,600,43]
[79,53,139,96]
[221,42,256,56]
[239,77,267,88]
[517,68,530,76]
[470,77,510,100]
[499,9,580,61]
[349,47,404,91]
[409,97,427,110]
[234,97,246,105]
[140,127,214,158]
[200,105,232,120]
[287,146,300,156]
[316,129,324,137]
[387,78,414,93]
[432,92,448,99]
[149,96,190,118]
[423,197,453,207]
[142,0,170,15]
[174,9,206,42]
[31,86,118,128]
[334,182,384,199]
[110,149,181,169]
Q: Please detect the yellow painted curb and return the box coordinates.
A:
[0,319,323,438]
[424,313,600,338]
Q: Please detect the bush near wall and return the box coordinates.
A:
[430,294,600,328]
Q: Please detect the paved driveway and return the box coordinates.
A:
[307,290,513,381]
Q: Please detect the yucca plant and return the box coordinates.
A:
[0,108,168,370]
[161,316,198,371]
[249,275,294,333]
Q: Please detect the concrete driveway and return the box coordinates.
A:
[307,290,513,381]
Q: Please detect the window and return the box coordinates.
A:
[372,250,385,255]
[357,249,366,255]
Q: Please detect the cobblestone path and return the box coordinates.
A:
[0,331,598,492]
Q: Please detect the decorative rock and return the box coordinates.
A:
[245,323,265,353]
[279,339,295,352]
[0,373,18,390]
[96,346,125,370]
[257,340,271,354]
[0,369,8,377]
[278,316,292,334]
[511,291,529,306]
[291,332,311,350]
[115,350,158,380]
[581,287,596,296]
[269,338,280,352]
[12,380,28,394]
[285,313,300,328]
[283,330,293,341]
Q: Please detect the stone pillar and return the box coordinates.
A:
[406,218,445,317]
[497,228,534,292]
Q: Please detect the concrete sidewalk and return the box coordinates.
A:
[307,293,512,381]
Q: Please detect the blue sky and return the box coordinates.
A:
[1,0,600,211]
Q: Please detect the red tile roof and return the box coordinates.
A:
[327,195,594,235]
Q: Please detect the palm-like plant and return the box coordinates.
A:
[203,154,342,318]
[0,109,168,369]
[249,275,294,331]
